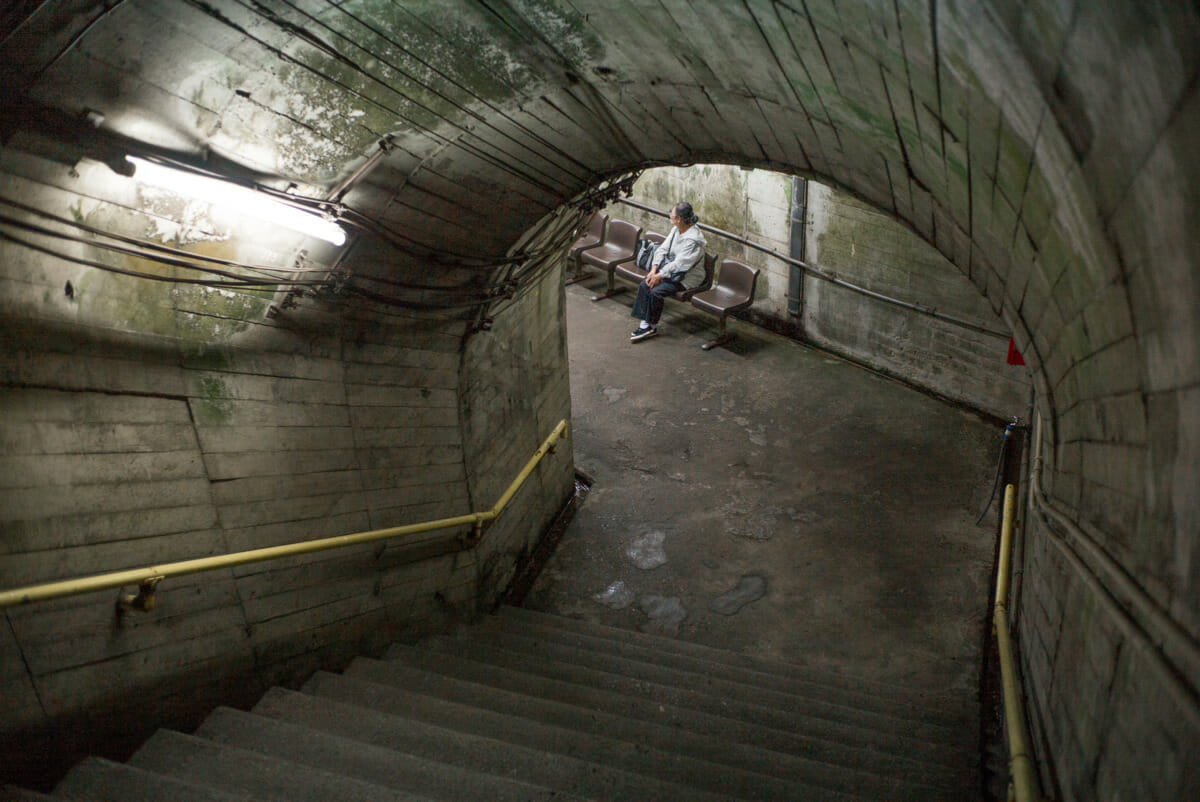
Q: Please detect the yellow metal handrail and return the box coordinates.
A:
[995,483,1041,802]
[0,419,569,611]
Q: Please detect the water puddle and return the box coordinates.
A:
[637,594,687,635]
[627,530,668,569]
[709,573,767,615]
[592,580,634,609]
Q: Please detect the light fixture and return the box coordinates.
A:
[126,156,346,246]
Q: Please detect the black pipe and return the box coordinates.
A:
[616,196,1010,340]
[977,419,1023,525]
[787,176,807,319]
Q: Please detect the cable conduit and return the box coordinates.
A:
[1027,414,1200,726]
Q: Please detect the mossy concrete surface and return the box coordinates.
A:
[605,166,1028,419]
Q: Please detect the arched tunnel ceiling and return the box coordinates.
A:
[2,4,1198,457]
[3,6,1200,789]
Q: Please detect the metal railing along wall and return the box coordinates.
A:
[616,196,1010,340]
[0,419,569,612]
[995,482,1043,802]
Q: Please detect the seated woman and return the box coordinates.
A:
[630,201,706,342]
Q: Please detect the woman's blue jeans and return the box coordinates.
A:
[631,278,683,325]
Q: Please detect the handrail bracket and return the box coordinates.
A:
[117,576,164,614]
[462,515,488,549]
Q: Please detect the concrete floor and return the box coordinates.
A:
[525,277,1005,701]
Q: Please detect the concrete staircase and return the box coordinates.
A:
[20,605,980,801]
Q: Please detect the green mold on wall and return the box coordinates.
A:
[842,98,896,136]
[314,0,601,142]
[69,217,273,345]
[701,168,762,264]
[173,284,272,343]
[946,154,969,182]
[702,169,748,231]
[648,174,671,201]
[180,344,233,372]
[191,374,233,424]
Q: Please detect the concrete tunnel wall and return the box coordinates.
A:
[610,165,1031,418]
[0,1,1197,797]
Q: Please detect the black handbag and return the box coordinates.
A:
[633,238,657,272]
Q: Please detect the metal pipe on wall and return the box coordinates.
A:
[787,176,807,319]
[616,196,1010,340]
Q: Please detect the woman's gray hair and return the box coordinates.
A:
[673,202,699,226]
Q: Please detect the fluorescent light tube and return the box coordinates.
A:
[127,157,346,246]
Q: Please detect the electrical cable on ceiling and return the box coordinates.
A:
[178,0,575,201]
[340,207,569,269]
[315,0,595,176]
[15,0,132,86]
[265,0,594,184]
[0,197,313,277]
[0,223,503,312]
[39,3,633,274]
[0,198,510,295]
[127,153,346,219]
[345,283,496,310]
[336,208,508,267]
[0,151,627,317]
[334,304,467,326]
[23,152,537,271]
[8,0,640,313]
[0,228,308,289]
[0,213,320,286]
[0,193,555,302]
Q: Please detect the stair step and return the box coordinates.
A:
[52,756,252,801]
[196,704,591,802]
[494,605,971,727]
[7,607,979,802]
[376,645,971,796]
[407,633,968,773]
[250,685,730,802]
[466,623,966,747]
[343,658,934,800]
[127,728,429,802]
[496,605,964,725]
[0,786,55,801]
[304,670,856,802]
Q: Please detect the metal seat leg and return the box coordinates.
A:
[701,316,734,350]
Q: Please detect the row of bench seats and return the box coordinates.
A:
[568,212,760,350]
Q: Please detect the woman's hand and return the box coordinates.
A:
[645,268,662,288]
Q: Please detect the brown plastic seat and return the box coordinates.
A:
[613,232,665,286]
[581,219,641,301]
[565,212,607,285]
[690,258,760,350]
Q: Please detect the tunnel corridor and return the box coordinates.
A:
[1,1,1198,798]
